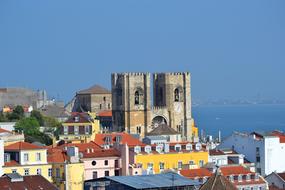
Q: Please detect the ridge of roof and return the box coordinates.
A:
[77,84,110,95]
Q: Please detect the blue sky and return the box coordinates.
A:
[0,0,284,102]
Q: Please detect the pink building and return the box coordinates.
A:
[56,141,122,180]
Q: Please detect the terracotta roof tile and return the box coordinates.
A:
[56,141,102,153]
[4,160,20,167]
[0,174,58,190]
[64,112,91,123]
[277,172,285,181]
[209,149,226,156]
[220,166,253,176]
[271,131,285,143]
[82,148,120,158]
[47,148,68,163]
[180,168,212,179]
[94,132,145,147]
[5,142,46,151]
[98,110,112,117]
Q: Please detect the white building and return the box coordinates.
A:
[219,131,285,176]
[0,140,4,176]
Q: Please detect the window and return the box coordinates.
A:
[48,168,52,177]
[103,97,106,101]
[174,87,183,102]
[104,160,108,166]
[36,153,41,161]
[115,135,122,143]
[147,163,153,169]
[238,175,242,182]
[178,161,183,169]
[24,153,29,162]
[189,160,195,165]
[199,160,204,167]
[256,147,260,155]
[92,161,97,166]
[93,171,98,179]
[108,103,110,109]
[159,162,165,170]
[4,153,10,162]
[64,126,68,135]
[24,169,29,176]
[105,171,109,176]
[37,168,41,175]
[136,126,141,134]
[99,104,102,109]
[256,156,260,162]
[134,88,143,105]
[56,168,60,178]
[74,126,79,135]
[12,169,17,173]
[85,125,91,134]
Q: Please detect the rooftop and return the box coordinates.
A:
[97,110,112,117]
[77,84,110,95]
[180,168,212,179]
[86,172,200,189]
[0,173,58,190]
[94,132,145,147]
[5,141,46,151]
[147,124,179,136]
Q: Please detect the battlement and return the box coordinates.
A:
[154,72,190,76]
[112,72,150,77]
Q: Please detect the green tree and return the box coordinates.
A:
[15,117,40,135]
[7,105,24,121]
[0,112,8,122]
[31,110,44,126]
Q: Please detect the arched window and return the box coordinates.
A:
[174,87,183,102]
[134,88,143,105]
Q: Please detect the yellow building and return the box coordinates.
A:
[59,112,100,143]
[47,147,85,190]
[3,142,53,182]
[130,142,208,174]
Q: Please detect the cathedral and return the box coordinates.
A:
[111,72,196,141]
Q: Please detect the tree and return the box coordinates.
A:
[15,117,40,135]
[15,117,53,145]
[0,112,8,122]
[7,105,24,121]
[31,110,44,126]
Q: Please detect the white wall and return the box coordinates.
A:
[219,133,285,176]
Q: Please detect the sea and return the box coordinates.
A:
[192,104,285,140]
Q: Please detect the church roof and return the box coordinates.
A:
[147,124,179,136]
[77,85,110,95]
[199,171,237,190]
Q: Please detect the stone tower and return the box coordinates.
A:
[153,72,194,140]
[112,73,151,136]
[112,72,194,141]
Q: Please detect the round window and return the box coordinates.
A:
[92,161,97,166]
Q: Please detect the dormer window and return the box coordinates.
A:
[4,153,10,162]
[195,143,202,151]
[186,143,192,151]
[156,145,163,153]
[238,175,242,182]
[74,116,80,122]
[134,146,141,154]
[175,144,181,152]
[115,135,122,143]
[144,145,151,154]
[246,174,251,181]
[105,136,112,144]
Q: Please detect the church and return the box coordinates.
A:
[111,72,197,141]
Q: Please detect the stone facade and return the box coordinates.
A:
[112,72,194,140]
[75,85,112,113]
